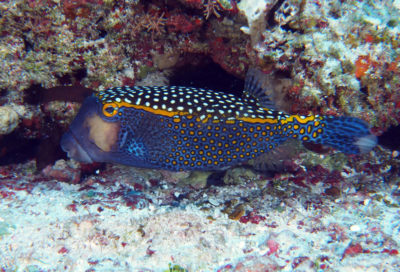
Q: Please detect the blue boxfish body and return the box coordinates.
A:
[61,71,377,171]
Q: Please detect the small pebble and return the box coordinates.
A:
[350,225,361,232]
[208,198,219,206]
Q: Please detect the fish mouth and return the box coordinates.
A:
[61,130,93,163]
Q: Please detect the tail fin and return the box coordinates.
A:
[310,116,377,154]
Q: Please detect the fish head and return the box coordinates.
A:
[61,95,121,163]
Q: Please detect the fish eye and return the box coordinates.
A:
[102,102,118,117]
[104,105,115,114]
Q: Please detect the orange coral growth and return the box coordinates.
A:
[364,34,374,43]
[355,55,371,79]
[387,56,400,72]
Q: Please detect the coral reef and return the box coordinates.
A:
[239,0,400,130]
[0,0,400,270]
[0,0,398,156]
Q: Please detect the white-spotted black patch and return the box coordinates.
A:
[96,86,289,120]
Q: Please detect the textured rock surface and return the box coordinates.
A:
[0,106,19,135]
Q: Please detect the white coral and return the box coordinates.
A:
[0,105,19,135]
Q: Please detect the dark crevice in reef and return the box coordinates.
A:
[24,67,90,105]
[0,133,39,166]
[24,84,93,105]
[35,117,68,170]
[266,0,286,28]
[55,68,88,85]
[0,123,67,169]
[206,171,226,187]
[379,125,400,151]
[170,58,244,97]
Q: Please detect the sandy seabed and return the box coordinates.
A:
[0,160,399,272]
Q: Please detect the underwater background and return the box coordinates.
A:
[0,0,399,271]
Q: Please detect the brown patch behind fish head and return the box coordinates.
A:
[85,114,120,152]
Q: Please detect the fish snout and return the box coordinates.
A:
[61,130,93,163]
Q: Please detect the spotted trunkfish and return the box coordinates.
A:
[61,70,377,171]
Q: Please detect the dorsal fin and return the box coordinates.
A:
[243,68,276,109]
